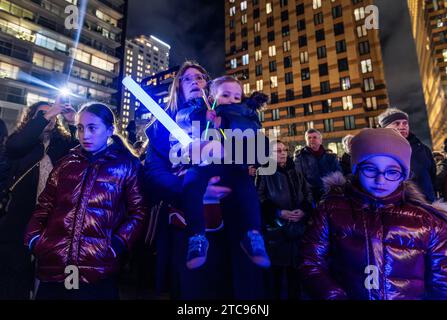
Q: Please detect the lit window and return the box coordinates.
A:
[242,54,249,65]
[367,116,379,128]
[243,83,250,95]
[361,59,373,73]
[300,51,309,63]
[266,2,272,14]
[256,79,263,91]
[354,7,365,21]
[71,48,91,64]
[340,76,351,90]
[95,9,117,26]
[36,34,67,52]
[242,14,247,24]
[0,62,18,79]
[342,96,353,110]
[272,126,281,137]
[366,97,378,110]
[91,56,114,72]
[270,76,278,88]
[255,50,262,61]
[254,22,261,32]
[313,0,322,9]
[26,92,53,106]
[357,25,367,37]
[231,58,237,69]
[268,45,276,57]
[364,78,375,91]
[32,53,63,72]
[241,1,247,11]
[230,6,236,16]
[283,40,291,52]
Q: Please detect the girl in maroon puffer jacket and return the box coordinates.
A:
[24,103,146,300]
[300,128,447,300]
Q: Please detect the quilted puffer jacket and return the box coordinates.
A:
[24,142,147,284]
[300,172,447,300]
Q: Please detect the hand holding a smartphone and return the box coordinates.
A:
[43,96,65,121]
[52,95,76,125]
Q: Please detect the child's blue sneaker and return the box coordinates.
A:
[240,230,271,268]
[186,233,209,269]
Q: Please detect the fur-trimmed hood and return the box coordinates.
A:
[322,171,447,221]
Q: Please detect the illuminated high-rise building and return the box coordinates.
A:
[120,34,170,134]
[0,0,128,132]
[225,0,389,153]
[408,0,447,150]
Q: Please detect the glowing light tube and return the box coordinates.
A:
[122,76,193,147]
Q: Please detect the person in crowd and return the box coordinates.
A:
[248,165,257,178]
[0,118,9,214]
[294,129,341,202]
[24,102,146,300]
[378,108,436,202]
[143,61,266,299]
[0,98,77,299]
[435,148,447,199]
[175,75,270,270]
[256,140,313,299]
[293,145,303,161]
[434,151,445,164]
[0,118,8,147]
[300,128,447,300]
[340,134,354,177]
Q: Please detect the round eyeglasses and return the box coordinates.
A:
[359,166,404,182]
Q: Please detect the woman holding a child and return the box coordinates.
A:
[143,61,267,299]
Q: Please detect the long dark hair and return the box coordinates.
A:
[78,102,137,157]
[13,101,70,140]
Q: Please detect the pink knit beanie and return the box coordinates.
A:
[351,128,412,178]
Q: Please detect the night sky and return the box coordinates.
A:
[126,0,225,77]
[127,0,432,146]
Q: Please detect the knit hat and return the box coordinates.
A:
[351,128,412,178]
[378,108,409,128]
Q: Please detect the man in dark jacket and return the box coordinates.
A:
[294,129,341,202]
[378,108,436,202]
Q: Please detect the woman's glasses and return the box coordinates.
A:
[359,165,404,181]
[180,74,207,83]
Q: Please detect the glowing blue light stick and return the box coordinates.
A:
[122,76,193,147]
